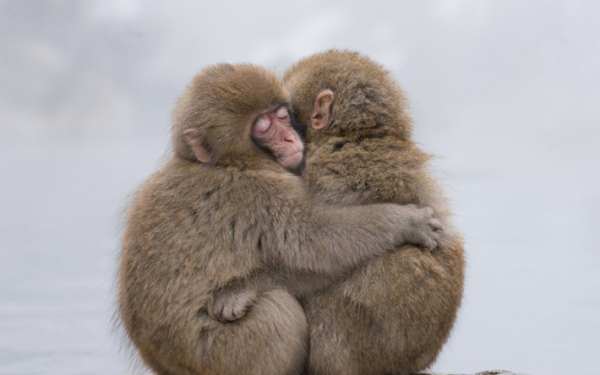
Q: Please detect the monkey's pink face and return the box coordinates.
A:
[252,106,304,170]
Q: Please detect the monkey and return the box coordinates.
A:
[285,50,466,375]
[118,63,446,375]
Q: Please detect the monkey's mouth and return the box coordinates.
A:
[279,150,304,168]
[285,150,303,158]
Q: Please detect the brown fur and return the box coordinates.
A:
[118,63,443,375]
[283,50,466,375]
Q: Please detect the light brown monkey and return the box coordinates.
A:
[118,63,444,375]
[281,50,466,375]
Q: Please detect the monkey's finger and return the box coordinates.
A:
[217,303,229,322]
[429,219,443,232]
[226,302,241,322]
[425,237,437,252]
[233,305,249,321]
[226,308,246,322]
[230,303,242,320]
[209,300,221,321]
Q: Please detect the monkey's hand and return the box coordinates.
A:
[210,288,258,323]
[393,204,443,251]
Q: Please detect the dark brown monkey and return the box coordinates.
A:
[118,63,444,375]
[281,50,466,375]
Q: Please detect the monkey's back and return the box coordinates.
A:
[304,135,465,374]
[305,136,436,208]
[118,158,304,368]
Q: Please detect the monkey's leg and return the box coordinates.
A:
[206,288,308,375]
[306,244,463,375]
[144,289,308,375]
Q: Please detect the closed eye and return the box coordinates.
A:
[276,106,289,120]
[254,115,271,133]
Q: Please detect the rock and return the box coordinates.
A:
[417,371,527,375]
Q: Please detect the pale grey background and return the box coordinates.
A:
[0,1,598,374]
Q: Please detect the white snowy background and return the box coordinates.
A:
[0,1,598,374]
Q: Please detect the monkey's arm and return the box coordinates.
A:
[210,203,441,323]
[276,203,442,275]
[210,270,332,323]
[208,204,441,323]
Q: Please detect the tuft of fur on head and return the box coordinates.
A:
[172,63,291,165]
[284,50,413,143]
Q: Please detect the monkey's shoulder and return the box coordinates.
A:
[129,159,306,226]
[129,161,211,203]
[306,138,433,204]
[221,168,308,221]
[311,136,429,163]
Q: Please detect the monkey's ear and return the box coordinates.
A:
[311,89,334,131]
[184,129,212,163]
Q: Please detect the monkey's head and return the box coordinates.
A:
[284,50,412,145]
[173,63,304,171]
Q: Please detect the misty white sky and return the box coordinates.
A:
[0,1,599,374]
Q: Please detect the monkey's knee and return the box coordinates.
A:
[212,288,308,375]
